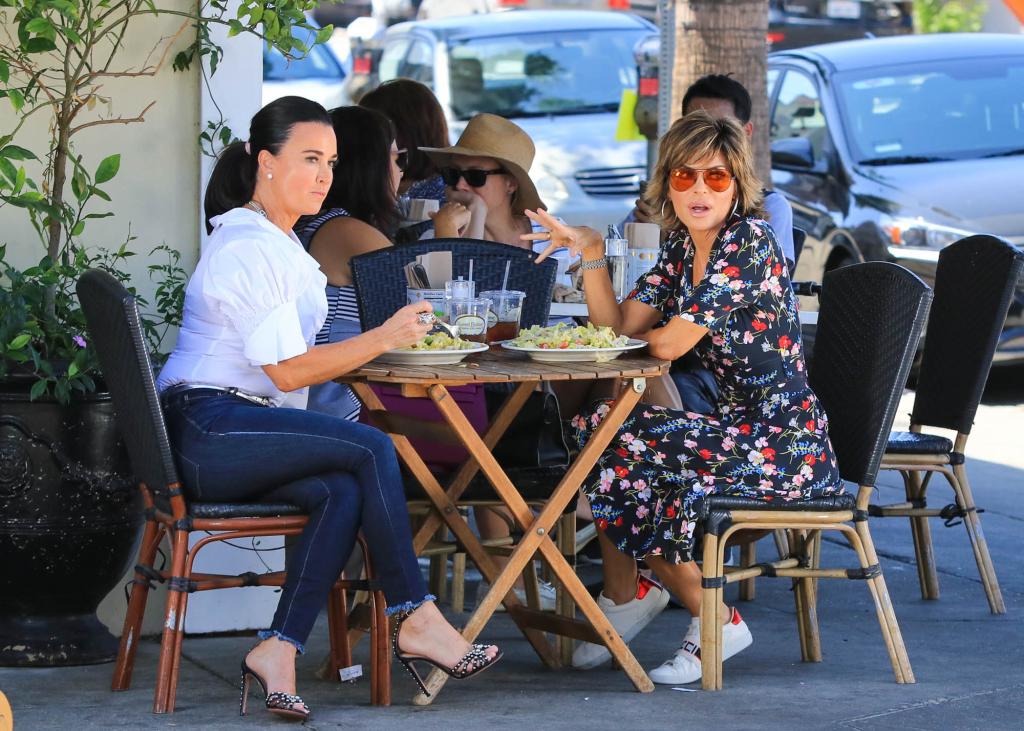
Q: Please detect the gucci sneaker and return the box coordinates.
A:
[572,574,670,669]
[648,607,753,685]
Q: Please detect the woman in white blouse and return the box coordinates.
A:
[158,97,500,721]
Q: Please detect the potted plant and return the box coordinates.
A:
[0,0,328,666]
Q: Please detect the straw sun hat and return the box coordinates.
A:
[419,113,546,213]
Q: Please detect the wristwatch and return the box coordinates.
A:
[579,256,608,270]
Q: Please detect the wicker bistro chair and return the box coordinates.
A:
[695,262,932,690]
[76,270,390,713]
[350,238,559,330]
[875,235,1024,614]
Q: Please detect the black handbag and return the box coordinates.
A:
[485,385,571,469]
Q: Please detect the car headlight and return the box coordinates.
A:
[882,217,972,249]
[533,166,570,203]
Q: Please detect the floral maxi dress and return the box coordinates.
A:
[573,216,844,565]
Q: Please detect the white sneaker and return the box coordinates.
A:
[648,607,753,685]
[572,575,670,670]
[475,578,557,612]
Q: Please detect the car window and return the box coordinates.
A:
[446,28,645,121]
[767,68,780,98]
[379,38,412,82]
[264,42,343,81]
[771,70,829,165]
[404,40,434,84]
[835,55,1024,163]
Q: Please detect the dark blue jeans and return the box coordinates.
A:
[162,389,432,653]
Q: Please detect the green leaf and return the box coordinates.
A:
[0,157,17,185]
[67,362,79,378]
[8,89,24,113]
[91,187,111,202]
[0,61,8,85]
[25,18,53,35]
[8,333,31,349]
[71,221,85,236]
[315,25,333,45]
[29,379,47,401]
[94,154,120,184]
[0,144,36,160]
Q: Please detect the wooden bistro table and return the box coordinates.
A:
[338,346,668,703]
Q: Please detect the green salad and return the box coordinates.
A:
[400,333,477,351]
[510,323,630,350]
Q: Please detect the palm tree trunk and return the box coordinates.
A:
[671,0,771,181]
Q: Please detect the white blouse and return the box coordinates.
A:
[157,208,328,409]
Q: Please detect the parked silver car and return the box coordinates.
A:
[365,10,655,230]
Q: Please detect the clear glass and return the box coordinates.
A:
[480,290,525,342]
[447,297,492,342]
[831,56,1024,164]
[447,29,646,121]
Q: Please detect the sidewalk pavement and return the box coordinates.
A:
[3,388,1023,730]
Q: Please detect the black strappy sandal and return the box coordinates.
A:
[239,659,310,721]
[392,612,503,697]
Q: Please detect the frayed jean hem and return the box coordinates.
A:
[258,629,306,655]
[384,593,436,617]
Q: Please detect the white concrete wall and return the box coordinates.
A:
[1,7,277,638]
[0,11,201,304]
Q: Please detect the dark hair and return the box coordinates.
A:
[203,95,331,233]
[321,106,400,237]
[681,74,752,124]
[359,79,449,183]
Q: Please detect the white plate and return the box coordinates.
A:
[375,342,489,365]
[501,338,647,363]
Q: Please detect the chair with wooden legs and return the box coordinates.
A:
[696,262,932,690]
[77,270,391,713]
[875,235,1023,614]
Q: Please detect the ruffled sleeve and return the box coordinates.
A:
[202,236,325,366]
[675,218,779,332]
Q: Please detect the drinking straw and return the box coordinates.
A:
[501,259,511,292]
[468,258,474,286]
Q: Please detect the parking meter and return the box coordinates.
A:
[633,34,660,178]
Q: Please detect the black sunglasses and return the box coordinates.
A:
[439,166,507,188]
[395,149,408,172]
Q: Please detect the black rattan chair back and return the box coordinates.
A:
[77,270,180,512]
[350,239,559,330]
[809,262,931,487]
[910,235,1023,434]
[792,226,807,267]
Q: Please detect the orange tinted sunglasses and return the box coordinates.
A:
[669,166,734,193]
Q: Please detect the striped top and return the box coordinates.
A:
[299,207,362,421]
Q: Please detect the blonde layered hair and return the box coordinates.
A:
[645,111,765,232]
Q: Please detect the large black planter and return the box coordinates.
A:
[0,381,141,666]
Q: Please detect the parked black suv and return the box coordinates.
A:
[768,34,1024,363]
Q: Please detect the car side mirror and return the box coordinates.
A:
[771,137,815,169]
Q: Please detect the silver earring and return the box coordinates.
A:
[660,200,667,219]
[267,173,273,180]
[731,198,739,218]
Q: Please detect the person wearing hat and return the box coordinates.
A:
[419,113,573,286]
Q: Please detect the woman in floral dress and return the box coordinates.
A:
[527,111,844,685]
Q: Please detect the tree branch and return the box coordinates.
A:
[69,100,156,135]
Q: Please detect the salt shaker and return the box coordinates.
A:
[605,225,630,302]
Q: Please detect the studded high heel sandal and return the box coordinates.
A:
[239,658,310,721]
[392,612,503,698]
